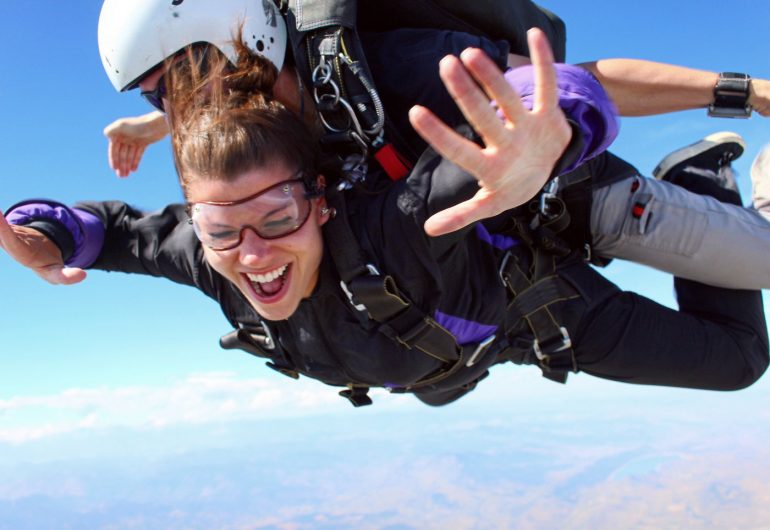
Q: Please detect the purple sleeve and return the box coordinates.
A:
[504,63,620,171]
[5,200,105,268]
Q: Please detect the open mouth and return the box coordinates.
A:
[244,264,291,301]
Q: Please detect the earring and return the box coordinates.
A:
[320,206,336,218]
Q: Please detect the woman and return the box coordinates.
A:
[2,40,766,407]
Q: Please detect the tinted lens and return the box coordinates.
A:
[190,179,312,250]
[140,75,167,112]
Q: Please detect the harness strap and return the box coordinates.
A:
[547,163,601,264]
[339,384,373,407]
[349,274,460,362]
[338,333,495,407]
[500,246,580,383]
[220,324,301,379]
[325,190,463,363]
[219,328,270,358]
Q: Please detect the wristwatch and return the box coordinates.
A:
[708,72,753,118]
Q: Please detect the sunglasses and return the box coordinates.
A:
[140,73,167,113]
[138,47,228,113]
[189,177,317,251]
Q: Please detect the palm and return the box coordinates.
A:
[0,211,85,285]
[408,28,571,236]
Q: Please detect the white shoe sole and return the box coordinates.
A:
[652,131,746,180]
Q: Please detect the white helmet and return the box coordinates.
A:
[98,0,287,92]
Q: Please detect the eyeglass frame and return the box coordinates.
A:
[186,175,322,251]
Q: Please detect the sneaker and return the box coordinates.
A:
[653,131,745,193]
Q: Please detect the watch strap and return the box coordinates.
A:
[708,72,752,118]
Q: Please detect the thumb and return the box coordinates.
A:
[38,266,87,286]
[424,197,494,237]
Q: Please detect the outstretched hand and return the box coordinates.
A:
[104,111,170,178]
[409,28,571,237]
[0,211,86,285]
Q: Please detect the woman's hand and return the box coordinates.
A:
[409,28,571,236]
[0,211,86,285]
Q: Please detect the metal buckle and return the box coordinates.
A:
[466,334,496,367]
[238,321,275,350]
[498,251,512,286]
[338,153,369,191]
[539,176,561,219]
[340,264,380,312]
[533,327,571,361]
[583,243,592,263]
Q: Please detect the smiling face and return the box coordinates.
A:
[169,44,327,319]
[187,160,329,321]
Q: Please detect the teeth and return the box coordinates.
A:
[247,265,288,284]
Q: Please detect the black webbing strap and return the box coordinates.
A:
[324,191,462,364]
[339,384,373,407]
[500,249,580,383]
[220,323,301,380]
[337,335,483,407]
[220,328,272,358]
[528,200,572,257]
[322,191,372,280]
[348,275,459,362]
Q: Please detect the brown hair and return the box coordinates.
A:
[165,37,320,196]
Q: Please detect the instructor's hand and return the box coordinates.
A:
[409,28,571,236]
[104,111,170,178]
[0,211,86,285]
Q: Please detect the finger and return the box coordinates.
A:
[130,145,145,172]
[527,28,558,113]
[117,142,132,178]
[459,47,528,126]
[437,54,510,146]
[409,105,486,175]
[423,195,498,237]
[107,139,118,173]
[123,144,138,174]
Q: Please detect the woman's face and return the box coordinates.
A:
[186,160,329,321]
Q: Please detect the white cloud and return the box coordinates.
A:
[3,363,770,446]
[0,372,405,444]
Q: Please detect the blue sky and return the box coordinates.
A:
[1,1,770,528]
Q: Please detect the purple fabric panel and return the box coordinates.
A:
[434,310,498,346]
[475,224,518,250]
[504,64,620,171]
[6,201,105,268]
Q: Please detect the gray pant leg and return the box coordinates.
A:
[591,175,770,289]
